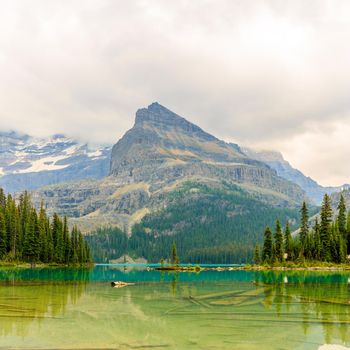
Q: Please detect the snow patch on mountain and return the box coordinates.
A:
[0,131,111,192]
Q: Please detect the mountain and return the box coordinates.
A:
[242,148,350,204]
[31,103,306,230]
[0,131,111,193]
[109,103,304,203]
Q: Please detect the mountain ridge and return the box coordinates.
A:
[242,147,350,204]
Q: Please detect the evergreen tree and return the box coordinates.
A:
[337,194,347,237]
[63,217,70,264]
[274,220,284,262]
[262,226,273,263]
[171,241,179,265]
[320,194,333,261]
[23,209,40,263]
[0,212,7,259]
[253,244,260,265]
[299,201,309,254]
[284,221,292,260]
[313,218,321,261]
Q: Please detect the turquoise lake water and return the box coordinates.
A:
[0,265,349,349]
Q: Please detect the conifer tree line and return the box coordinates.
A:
[0,188,92,265]
[256,194,350,264]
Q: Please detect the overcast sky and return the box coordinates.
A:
[0,0,350,186]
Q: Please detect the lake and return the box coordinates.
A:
[0,265,349,349]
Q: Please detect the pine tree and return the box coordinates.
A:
[320,194,333,261]
[313,218,321,261]
[0,212,7,259]
[253,244,260,265]
[284,221,292,260]
[38,202,48,263]
[5,195,18,257]
[299,201,309,254]
[262,226,273,263]
[337,194,347,237]
[63,217,70,264]
[23,209,40,264]
[171,241,179,265]
[274,220,284,262]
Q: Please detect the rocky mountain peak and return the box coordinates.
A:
[134,102,217,142]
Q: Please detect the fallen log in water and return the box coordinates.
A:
[111,281,135,288]
[155,266,201,272]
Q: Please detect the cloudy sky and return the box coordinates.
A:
[0,0,350,186]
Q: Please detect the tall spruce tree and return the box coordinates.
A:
[262,226,273,263]
[0,212,7,259]
[254,244,260,265]
[274,220,284,262]
[320,194,333,261]
[299,201,309,254]
[313,218,321,261]
[337,194,347,238]
[284,221,293,260]
[171,241,179,264]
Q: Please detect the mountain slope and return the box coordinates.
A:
[87,181,300,263]
[242,148,349,204]
[0,131,111,192]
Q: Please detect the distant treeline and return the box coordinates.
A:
[258,194,350,264]
[0,188,91,265]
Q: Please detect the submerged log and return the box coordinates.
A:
[155,266,202,272]
[111,281,135,288]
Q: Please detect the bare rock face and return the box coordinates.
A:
[109,102,304,203]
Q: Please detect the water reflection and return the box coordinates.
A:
[0,267,349,349]
[0,268,91,339]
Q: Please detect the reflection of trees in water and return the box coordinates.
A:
[0,268,91,337]
[255,271,350,345]
[169,272,180,296]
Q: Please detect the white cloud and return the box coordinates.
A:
[0,0,350,186]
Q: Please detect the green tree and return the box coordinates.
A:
[274,220,284,262]
[171,241,179,265]
[253,244,260,265]
[284,221,292,260]
[313,218,321,261]
[337,194,347,237]
[0,212,7,259]
[262,226,273,264]
[23,209,40,264]
[320,194,333,261]
[299,201,309,254]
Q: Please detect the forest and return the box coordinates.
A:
[258,194,350,264]
[0,188,91,265]
[86,182,303,263]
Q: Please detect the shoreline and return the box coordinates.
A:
[1,261,350,271]
[0,262,94,268]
